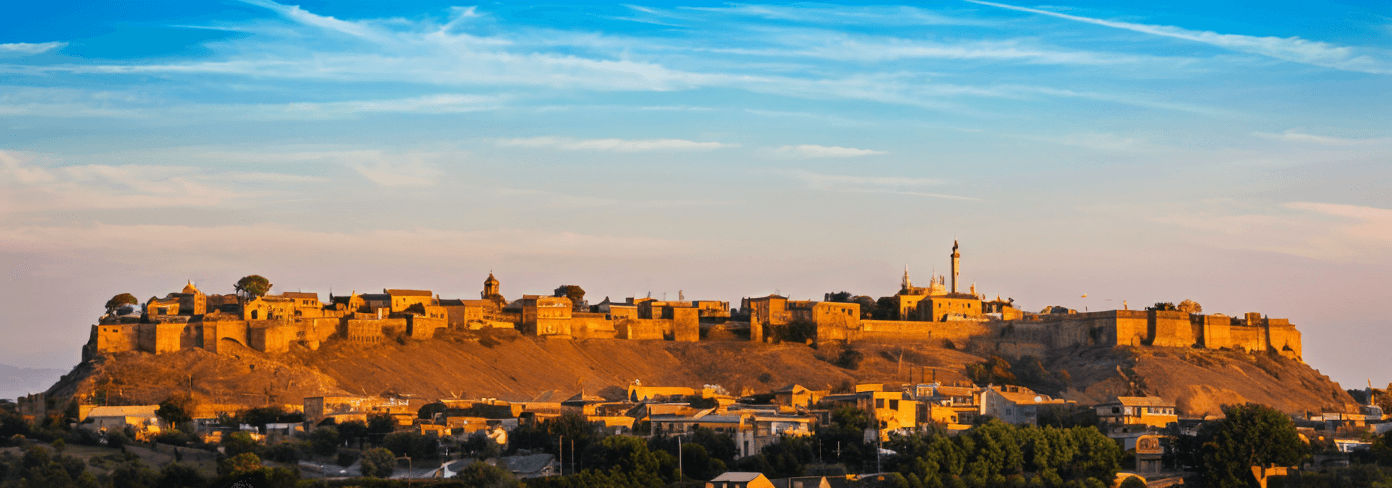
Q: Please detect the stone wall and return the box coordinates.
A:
[137,322,184,354]
[671,308,699,342]
[571,313,617,339]
[249,322,298,353]
[407,315,447,340]
[615,319,667,340]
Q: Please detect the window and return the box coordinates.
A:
[890,400,900,410]
[876,399,885,408]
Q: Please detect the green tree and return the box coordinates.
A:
[360,447,396,478]
[309,426,340,456]
[383,431,439,460]
[156,394,194,432]
[105,293,139,315]
[1199,403,1307,488]
[1147,302,1177,312]
[234,275,272,302]
[218,452,263,478]
[157,463,206,488]
[221,431,260,457]
[455,460,522,487]
[554,285,586,305]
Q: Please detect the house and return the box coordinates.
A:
[82,405,164,439]
[1096,396,1178,429]
[980,385,1071,425]
[520,295,573,337]
[911,383,981,430]
[773,384,826,410]
[386,289,434,313]
[708,472,776,488]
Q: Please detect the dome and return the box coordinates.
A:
[485,273,499,285]
[182,280,201,295]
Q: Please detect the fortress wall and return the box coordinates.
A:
[1227,326,1267,353]
[137,322,184,354]
[1267,324,1302,360]
[302,317,342,342]
[92,324,137,354]
[345,320,384,344]
[671,308,699,342]
[407,316,446,340]
[1149,311,1195,347]
[571,313,617,339]
[201,320,249,353]
[179,323,203,350]
[857,320,990,345]
[249,323,297,353]
[1200,316,1233,349]
[615,319,666,340]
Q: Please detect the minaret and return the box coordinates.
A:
[950,240,960,294]
[902,265,912,292]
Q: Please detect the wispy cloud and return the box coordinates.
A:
[966,0,1392,74]
[1253,130,1392,146]
[1145,199,1392,261]
[0,42,66,56]
[0,150,324,212]
[496,137,736,152]
[771,144,887,158]
[770,169,980,201]
[0,223,695,265]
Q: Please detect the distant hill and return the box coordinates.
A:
[0,363,68,401]
[39,328,1356,417]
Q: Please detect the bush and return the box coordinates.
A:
[455,460,522,488]
[336,448,361,467]
[1119,477,1146,488]
[834,348,863,370]
[360,447,396,478]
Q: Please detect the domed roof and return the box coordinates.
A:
[182,280,201,295]
[484,273,499,285]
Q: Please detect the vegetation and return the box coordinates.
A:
[455,460,522,488]
[104,293,138,314]
[1177,299,1202,314]
[1147,302,1177,311]
[554,285,586,305]
[966,356,1017,386]
[233,275,272,301]
[1197,403,1307,488]
[360,447,397,478]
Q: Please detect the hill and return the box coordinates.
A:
[42,327,1355,417]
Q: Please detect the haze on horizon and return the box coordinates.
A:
[1,1,1389,390]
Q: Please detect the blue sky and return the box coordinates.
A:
[2,1,1390,389]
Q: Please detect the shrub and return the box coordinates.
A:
[360,447,396,478]
[834,348,864,370]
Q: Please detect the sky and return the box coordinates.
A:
[1,1,1389,391]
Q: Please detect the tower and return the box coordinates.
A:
[901,266,912,292]
[482,272,500,299]
[950,240,960,294]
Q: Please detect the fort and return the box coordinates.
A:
[84,244,1301,362]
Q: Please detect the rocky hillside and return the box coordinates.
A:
[45,327,1355,417]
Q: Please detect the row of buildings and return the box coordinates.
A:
[84,242,1304,364]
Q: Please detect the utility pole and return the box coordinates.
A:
[558,435,563,476]
[570,439,575,475]
[677,436,684,481]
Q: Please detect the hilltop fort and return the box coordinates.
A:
[84,241,1302,363]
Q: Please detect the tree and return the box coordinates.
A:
[1148,302,1177,312]
[156,395,194,432]
[1177,299,1202,314]
[360,447,396,478]
[157,463,206,488]
[218,452,263,478]
[455,460,522,487]
[1199,403,1307,488]
[555,285,586,309]
[234,275,272,302]
[825,291,854,302]
[105,293,138,315]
